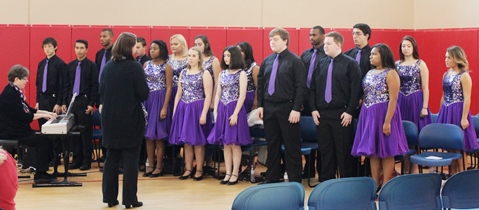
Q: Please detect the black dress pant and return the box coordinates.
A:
[317,117,354,181]
[263,101,302,183]
[71,96,93,166]
[18,133,53,172]
[102,145,140,205]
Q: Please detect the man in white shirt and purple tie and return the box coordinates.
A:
[257,27,307,184]
[309,32,362,182]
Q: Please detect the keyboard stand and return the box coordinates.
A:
[33,127,85,187]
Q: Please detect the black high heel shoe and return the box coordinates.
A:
[125,201,143,209]
[107,200,119,207]
[227,174,239,185]
[142,167,154,177]
[220,174,231,184]
[193,170,203,181]
[179,170,192,180]
[149,168,164,178]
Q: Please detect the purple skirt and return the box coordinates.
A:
[437,102,478,151]
[207,101,252,146]
[352,102,409,158]
[244,91,255,113]
[398,91,432,131]
[144,89,172,140]
[169,99,212,145]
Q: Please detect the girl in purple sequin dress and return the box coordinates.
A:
[194,35,221,109]
[352,44,408,188]
[168,34,188,107]
[208,46,251,185]
[237,42,260,113]
[169,47,213,181]
[396,36,432,131]
[143,40,173,177]
[438,46,478,174]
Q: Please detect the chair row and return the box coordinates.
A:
[231,170,479,210]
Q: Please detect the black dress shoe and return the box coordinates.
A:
[107,200,119,207]
[192,170,203,181]
[227,174,238,185]
[179,170,192,180]
[149,168,164,178]
[68,163,81,170]
[34,172,55,184]
[220,174,231,184]
[258,179,282,185]
[79,165,91,171]
[125,201,143,209]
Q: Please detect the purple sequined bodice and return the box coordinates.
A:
[203,56,215,77]
[442,71,464,106]
[168,55,188,88]
[180,69,206,103]
[397,60,422,95]
[363,69,392,107]
[144,61,167,91]
[245,62,256,92]
[219,70,242,105]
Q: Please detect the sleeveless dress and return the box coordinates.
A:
[144,61,171,140]
[167,55,188,108]
[244,62,257,113]
[203,56,216,79]
[396,60,432,131]
[437,71,478,151]
[207,70,252,145]
[352,68,409,158]
[169,70,212,145]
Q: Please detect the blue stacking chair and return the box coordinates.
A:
[280,116,319,186]
[231,182,305,210]
[394,120,419,174]
[409,123,465,174]
[307,177,377,210]
[378,173,443,210]
[91,109,102,168]
[431,113,438,123]
[441,169,479,209]
[240,125,268,183]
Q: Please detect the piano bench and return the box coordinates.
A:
[0,139,19,149]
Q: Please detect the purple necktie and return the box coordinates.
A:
[355,49,362,64]
[307,49,317,88]
[42,60,49,93]
[72,61,81,95]
[268,54,279,95]
[99,50,107,82]
[137,57,141,63]
[325,58,333,103]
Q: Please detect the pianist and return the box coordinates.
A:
[0,65,57,183]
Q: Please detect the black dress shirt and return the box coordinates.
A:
[95,47,112,71]
[36,54,67,105]
[63,58,99,107]
[301,44,327,72]
[136,55,151,66]
[0,84,37,139]
[309,53,362,117]
[258,49,307,111]
[344,45,372,79]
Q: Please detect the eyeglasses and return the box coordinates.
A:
[22,78,28,81]
[352,32,364,36]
